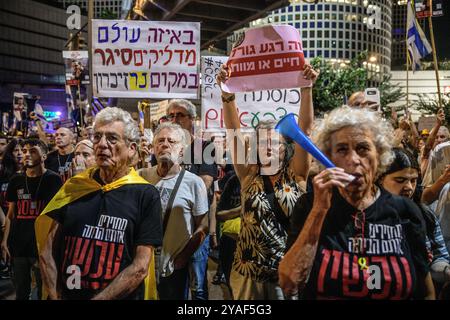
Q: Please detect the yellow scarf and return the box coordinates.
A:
[35,167,158,300]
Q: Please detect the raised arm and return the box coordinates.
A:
[29,112,49,145]
[216,64,250,180]
[422,165,450,205]
[291,64,319,181]
[406,110,419,150]
[423,109,445,160]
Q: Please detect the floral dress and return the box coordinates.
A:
[233,166,304,282]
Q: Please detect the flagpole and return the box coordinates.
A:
[88,0,94,111]
[428,0,443,109]
[406,2,410,110]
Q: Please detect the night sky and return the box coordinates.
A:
[422,2,450,60]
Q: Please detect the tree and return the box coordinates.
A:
[378,73,406,119]
[309,52,367,115]
[309,52,404,116]
[415,93,450,125]
[99,9,117,19]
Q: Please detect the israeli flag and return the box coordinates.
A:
[407,0,432,71]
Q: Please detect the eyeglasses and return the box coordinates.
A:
[92,132,124,145]
[167,112,189,120]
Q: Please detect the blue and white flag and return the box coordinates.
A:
[407,0,432,71]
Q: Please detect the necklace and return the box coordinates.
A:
[57,152,73,173]
[25,171,46,210]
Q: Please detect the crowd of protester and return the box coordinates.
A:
[0,63,449,300]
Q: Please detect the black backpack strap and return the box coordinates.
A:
[162,169,186,234]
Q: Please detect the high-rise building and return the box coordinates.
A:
[391,0,407,69]
[229,1,393,79]
[0,0,87,115]
[57,0,124,18]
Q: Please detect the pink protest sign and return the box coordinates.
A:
[221,25,311,93]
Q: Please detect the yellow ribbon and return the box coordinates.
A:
[358,257,369,270]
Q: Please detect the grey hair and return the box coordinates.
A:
[75,139,93,151]
[256,119,277,130]
[153,122,189,149]
[94,107,140,144]
[167,99,197,118]
[438,126,449,137]
[313,105,394,177]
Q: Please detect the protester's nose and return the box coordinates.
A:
[404,181,413,193]
[160,138,171,148]
[97,134,108,148]
[347,149,361,167]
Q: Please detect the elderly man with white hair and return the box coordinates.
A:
[36,107,163,300]
[138,122,209,300]
[166,99,217,300]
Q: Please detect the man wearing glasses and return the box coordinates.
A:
[165,99,218,300]
[37,107,163,300]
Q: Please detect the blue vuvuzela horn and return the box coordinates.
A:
[275,113,335,169]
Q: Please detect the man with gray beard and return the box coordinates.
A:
[138,122,209,300]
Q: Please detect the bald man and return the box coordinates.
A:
[347,91,366,108]
[348,91,379,111]
[44,127,75,182]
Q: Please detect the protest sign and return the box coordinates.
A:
[63,51,90,86]
[92,20,200,99]
[418,116,437,131]
[221,25,310,93]
[52,118,75,131]
[415,0,444,19]
[202,56,300,132]
[13,93,28,122]
[2,113,9,133]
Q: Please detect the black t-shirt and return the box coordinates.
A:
[182,139,218,205]
[6,170,62,257]
[217,174,241,212]
[218,164,235,192]
[287,188,429,300]
[48,171,163,300]
[45,150,74,183]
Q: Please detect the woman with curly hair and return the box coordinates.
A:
[280,106,434,300]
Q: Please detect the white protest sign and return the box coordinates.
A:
[201,56,300,132]
[92,20,200,99]
[418,116,437,131]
